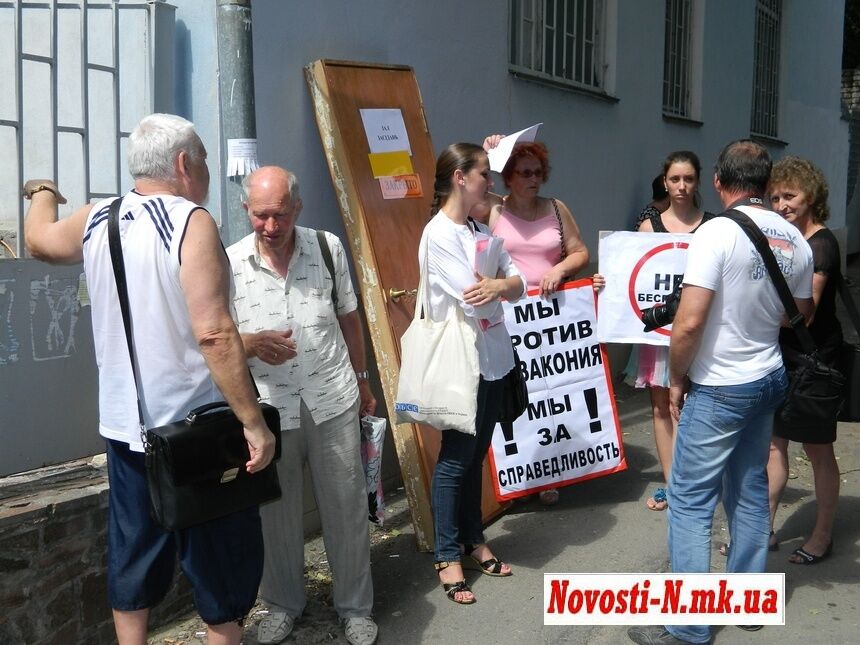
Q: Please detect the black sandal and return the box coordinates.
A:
[435,561,476,604]
[789,541,833,565]
[462,544,512,577]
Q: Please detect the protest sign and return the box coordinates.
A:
[489,280,626,501]
[596,231,693,345]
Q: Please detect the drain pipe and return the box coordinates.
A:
[216,0,257,245]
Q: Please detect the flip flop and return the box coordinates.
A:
[789,541,833,565]
[646,487,668,511]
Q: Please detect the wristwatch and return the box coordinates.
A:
[25,183,60,199]
[355,370,370,380]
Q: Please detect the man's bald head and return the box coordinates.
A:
[242,166,303,256]
[242,166,300,205]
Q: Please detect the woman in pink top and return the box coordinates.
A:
[477,139,589,504]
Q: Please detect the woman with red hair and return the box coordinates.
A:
[477,137,590,505]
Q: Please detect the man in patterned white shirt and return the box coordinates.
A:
[227,166,377,645]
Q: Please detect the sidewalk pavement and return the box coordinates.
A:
[150,258,860,645]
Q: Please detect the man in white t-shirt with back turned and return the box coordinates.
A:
[628,140,814,645]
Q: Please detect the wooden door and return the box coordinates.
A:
[305,59,508,551]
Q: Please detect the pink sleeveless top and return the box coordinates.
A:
[491,203,562,287]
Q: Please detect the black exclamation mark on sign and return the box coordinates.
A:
[501,421,518,455]
[583,388,602,433]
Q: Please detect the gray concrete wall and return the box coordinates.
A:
[0,261,99,476]
[249,0,849,254]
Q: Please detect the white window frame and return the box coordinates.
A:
[750,0,782,138]
[509,0,614,95]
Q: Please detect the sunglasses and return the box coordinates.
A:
[514,168,544,179]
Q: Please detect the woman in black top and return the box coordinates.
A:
[633,174,670,231]
[629,151,712,511]
[767,156,842,564]
[595,151,711,512]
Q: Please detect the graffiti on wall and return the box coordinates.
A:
[29,275,81,360]
[0,279,19,365]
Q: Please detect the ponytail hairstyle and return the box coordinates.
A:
[430,142,486,217]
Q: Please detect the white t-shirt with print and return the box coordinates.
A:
[682,206,813,386]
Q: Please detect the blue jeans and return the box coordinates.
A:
[432,377,503,562]
[666,366,787,643]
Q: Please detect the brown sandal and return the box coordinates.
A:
[435,561,476,604]
[462,544,513,577]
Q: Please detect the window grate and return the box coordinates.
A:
[751,0,781,138]
[510,0,605,91]
[663,0,692,117]
[0,0,168,259]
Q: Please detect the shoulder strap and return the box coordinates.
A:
[551,198,566,259]
[649,211,668,233]
[107,197,148,443]
[316,230,339,313]
[690,211,715,233]
[717,209,817,354]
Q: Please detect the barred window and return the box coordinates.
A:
[663,0,692,117]
[751,0,782,138]
[509,0,606,91]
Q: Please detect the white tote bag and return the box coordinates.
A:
[395,236,480,434]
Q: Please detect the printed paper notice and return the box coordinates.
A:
[226,138,259,177]
[360,109,412,154]
[379,175,423,199]
[487,123,543,172]
[368,151,413,178]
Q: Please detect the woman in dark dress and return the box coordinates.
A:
[767,156,842,564]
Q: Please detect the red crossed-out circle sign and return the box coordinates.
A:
[627,241,689,337]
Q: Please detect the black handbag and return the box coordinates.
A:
[836,273,860,422]
[719,210,845,425]
[498,347,529,423]
[107,197,282,531]
[146,401,282,530]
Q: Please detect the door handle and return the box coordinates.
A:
[388,288,417,302]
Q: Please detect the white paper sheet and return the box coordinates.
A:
[359,109,412,154]
[226,138,259,177]
[487,123,543,172]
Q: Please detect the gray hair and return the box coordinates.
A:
[127,113,206,182]
[241,168,301,203]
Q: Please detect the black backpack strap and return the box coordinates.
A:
[316,230,339,313]
[717,209,817,355]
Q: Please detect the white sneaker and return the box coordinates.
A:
[257,611,296,644]
[341,616,378,645]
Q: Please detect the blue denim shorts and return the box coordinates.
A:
[105,439,264,624]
